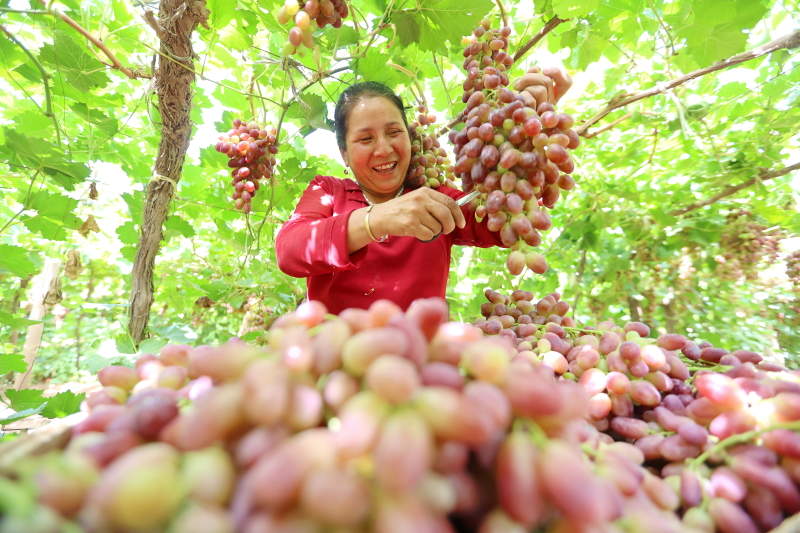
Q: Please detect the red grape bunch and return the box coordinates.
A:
[214,119,278,214]
[450,20,580,275]
[406,105,458,189]
[787,250,800,293]
[276,0,349,54]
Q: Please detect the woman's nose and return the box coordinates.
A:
[373,134,392,155]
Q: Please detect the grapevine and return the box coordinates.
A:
[214,119,278,213]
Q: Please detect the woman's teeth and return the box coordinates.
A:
[373,162,397,172]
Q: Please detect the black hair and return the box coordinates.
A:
[334,81,409,153]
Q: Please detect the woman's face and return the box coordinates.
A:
[341,96,410,197]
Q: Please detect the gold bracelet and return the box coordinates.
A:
[364,205,387,243]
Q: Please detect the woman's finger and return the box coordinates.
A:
[417,209,443,239]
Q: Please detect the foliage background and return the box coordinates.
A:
[1,0,799,395]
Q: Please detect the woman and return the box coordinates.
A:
[276,76,569,314]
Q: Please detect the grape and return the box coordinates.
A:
[214,119,278,212]
[496,432,543,526]
[98,365,139,391]
[610,417,650,440]
[181,446,236,506]
[709,466,747,502]
[366,355,420,404]
[708,498,760,533]
[374,410,433,492]
[299,468,370,526]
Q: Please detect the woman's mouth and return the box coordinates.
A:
[372,162,397,173]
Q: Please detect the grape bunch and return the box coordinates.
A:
[214,119,278,213]
[5,293,800,533]
[450,20,580,275]
[716,209,783,282]
[275,0,349,54]
[788,250,800,293]
[406,105,458,189]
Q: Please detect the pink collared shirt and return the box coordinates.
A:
[275,175,503,314]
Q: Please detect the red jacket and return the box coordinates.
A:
[275,175,502,314]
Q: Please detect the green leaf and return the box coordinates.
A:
[115,333,136,354]
[286,93,331,131]
[116,221,139,245]
[5,389,46,412]
[0,406,44,426]
[551,0,600,18]
[138,338,167,355]
[0,245,39,277]
[0,354,26,373]
[22,215,68,241]
[165,215,196,238]
[38,31,110,92]
[41,391,85,418]
[28,191,79,219]
[207,0,236,29]
[0,311,39,328]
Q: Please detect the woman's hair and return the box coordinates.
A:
[334,81,409,152]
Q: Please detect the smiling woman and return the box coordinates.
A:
[274,82,504,314]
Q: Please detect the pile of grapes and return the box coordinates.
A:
[3,294,800,533]
[717,209,782,282]
[275,0,349,54]
[450,21,580,276]
[407,105,459,190]
[214,119,278,214]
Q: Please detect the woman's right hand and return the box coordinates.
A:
[370,188,467,242]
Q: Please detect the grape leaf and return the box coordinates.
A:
[38,31,110,92]
[5,389,46,412]
[0,245,39,278]
[165,215,196,238]
[0,311,39,328]
[41,391,85,418]
[207,0,236,29]
[0,406,45,426]
[0,354,26,373]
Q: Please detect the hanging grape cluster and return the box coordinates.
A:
[214,119,278,214]
[787,250,800,293]
[275,0,349,54]
[716,209,782,281]
[449,20,579,276]
[406,105,458,189]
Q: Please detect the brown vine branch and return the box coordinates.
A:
[582,112,633,138]
[512,16,568,64]
[576,29,800,136]
[495,0,509,28]
[671,161,800,216]
[49,9,152,79]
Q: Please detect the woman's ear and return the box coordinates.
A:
[340,150,349,167]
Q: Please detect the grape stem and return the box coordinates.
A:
[494,0,509,28]
[576,29,800,136]
[670,161,800,216]
[511,15,568,64]
[688,420,800,470]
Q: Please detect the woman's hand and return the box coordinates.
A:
[514,66,573,108]
[371,188,467,242]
